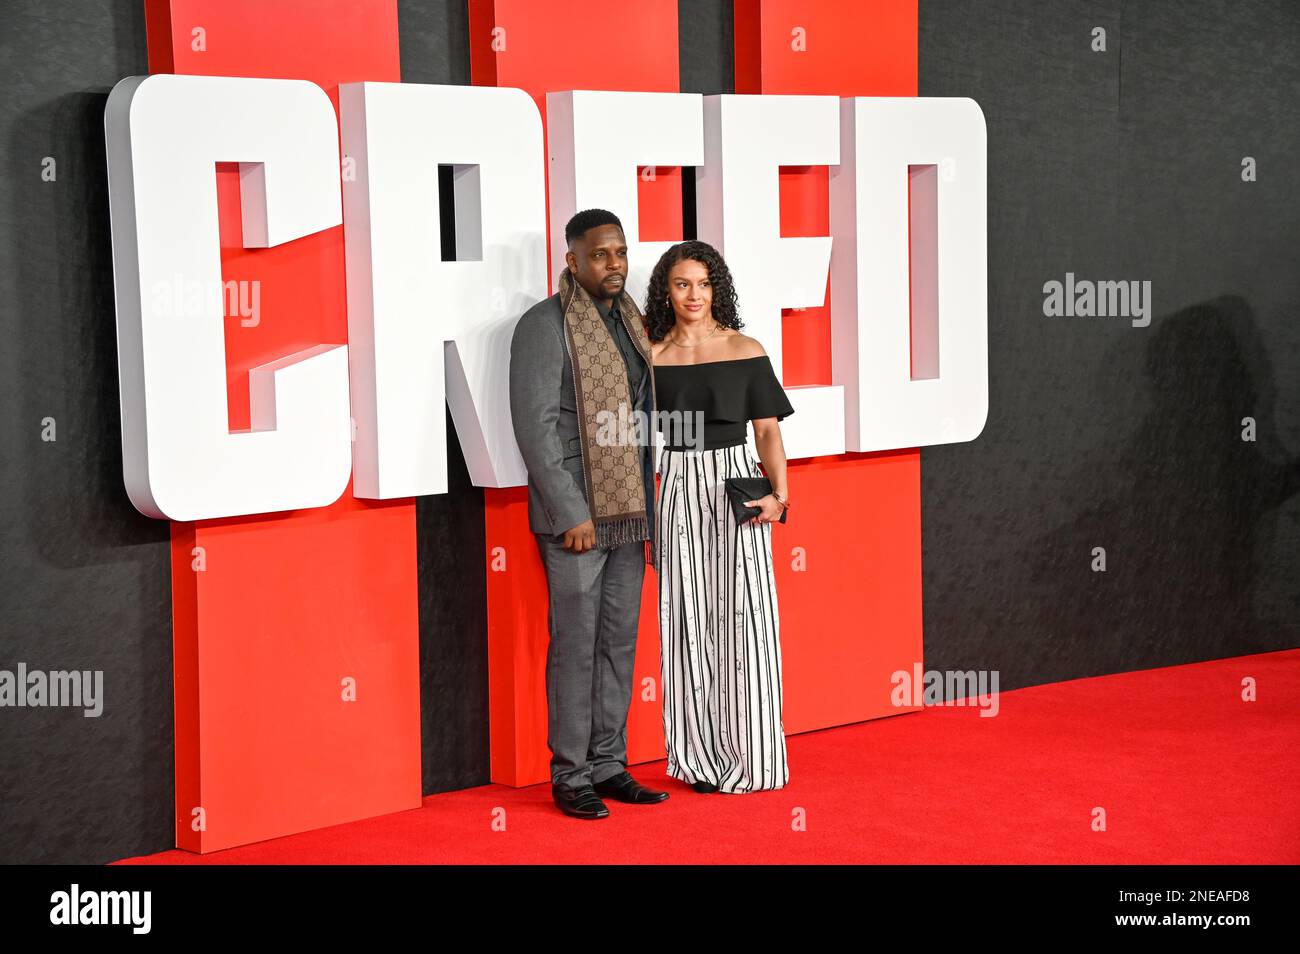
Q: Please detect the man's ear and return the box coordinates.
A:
[564,248,577,273]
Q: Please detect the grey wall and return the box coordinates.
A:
[0,0,170,866]
[917,0,1300,688]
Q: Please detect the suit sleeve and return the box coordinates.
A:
[508,312,593,534]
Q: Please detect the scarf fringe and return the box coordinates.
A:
[595,514,649,550]
[595,517,657,567]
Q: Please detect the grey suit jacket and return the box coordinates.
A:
[510,292,654,537]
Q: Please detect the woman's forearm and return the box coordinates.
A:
[753,424,789,499]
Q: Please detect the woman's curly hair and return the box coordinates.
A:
[643,240,743,342]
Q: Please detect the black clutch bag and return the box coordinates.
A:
[724,477,787,524]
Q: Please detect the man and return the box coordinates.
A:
[508,208,667,819]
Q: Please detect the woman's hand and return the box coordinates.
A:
[743,494,786,525]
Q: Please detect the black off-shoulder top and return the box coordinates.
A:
[653,355,795,451]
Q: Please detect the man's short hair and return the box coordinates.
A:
[565,208,624,246]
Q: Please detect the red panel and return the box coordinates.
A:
[169,522,199,843]
[776,451,923,733]
[749,0,917,97]
[469,0,681,112]
[149,0,421,851]
[757,0,917,385]
[637,166,685,243]
[482,0,921,787]
[736,0,925,735]
[779,164,832,387]
[733,0,763,94]
[474,0,681,785]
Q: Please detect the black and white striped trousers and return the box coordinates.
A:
[655,442,789,793]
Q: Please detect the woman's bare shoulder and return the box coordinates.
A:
[724,332,767,359]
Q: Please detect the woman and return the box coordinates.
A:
[645,240,794,794]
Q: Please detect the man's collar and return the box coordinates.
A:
[594,296,619,321]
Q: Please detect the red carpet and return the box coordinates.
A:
[116,649,1300,864]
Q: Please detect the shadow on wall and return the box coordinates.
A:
[1028,295,1300,670]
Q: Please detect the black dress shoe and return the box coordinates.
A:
[552,784,609,819]
[692,781,719,794]
[592,771,669,804]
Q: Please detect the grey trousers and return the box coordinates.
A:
[534,532,646,789]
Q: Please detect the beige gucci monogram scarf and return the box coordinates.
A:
[557,267,656,560]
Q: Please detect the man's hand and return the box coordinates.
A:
[562,519,597,552]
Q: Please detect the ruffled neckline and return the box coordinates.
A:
[653,356,768,369]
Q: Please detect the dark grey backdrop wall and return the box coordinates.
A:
[0,0,168,867]
[917,0,1300,690]
[1,0,1296,865]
